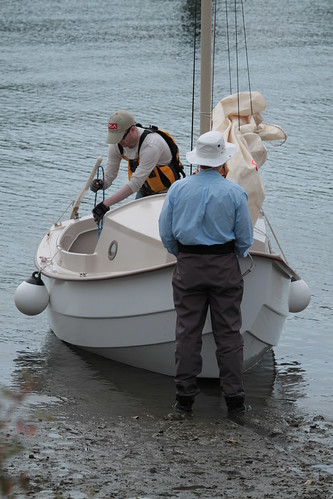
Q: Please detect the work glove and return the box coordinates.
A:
[92,202,110,224]
[90,178,104,192]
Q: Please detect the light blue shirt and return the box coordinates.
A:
[158,169,254,257]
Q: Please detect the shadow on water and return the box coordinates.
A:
[10,331,308,422]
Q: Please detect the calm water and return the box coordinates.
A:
[0,0,332,418]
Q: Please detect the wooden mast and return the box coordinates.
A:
[200,0,212,135]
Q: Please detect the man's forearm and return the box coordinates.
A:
[104,184,133,208]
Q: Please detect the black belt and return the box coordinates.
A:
[177,240,235,255]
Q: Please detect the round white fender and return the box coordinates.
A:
[288,278,311,313]
[14,272,49,316]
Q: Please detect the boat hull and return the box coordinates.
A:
[44,253,291,377]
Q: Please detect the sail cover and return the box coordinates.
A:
[212,91,287,226]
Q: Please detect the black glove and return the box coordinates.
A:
[90,179,104,193]
[92,202,110,224]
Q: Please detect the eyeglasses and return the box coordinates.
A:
[121,126,132,142]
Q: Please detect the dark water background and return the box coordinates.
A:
[0,0,332,418]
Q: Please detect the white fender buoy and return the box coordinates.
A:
[14,272,49,316]
[289,278,311,313]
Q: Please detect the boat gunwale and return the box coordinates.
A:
[35,249,297,282]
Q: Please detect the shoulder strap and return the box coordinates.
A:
[155,129,186,178]
[119,124,185,179]
[137,124,185,178]
[118,125,153,155]
[137,129,152,154]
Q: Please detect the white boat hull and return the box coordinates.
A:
[45,259,289,377]
[35,195,293,377]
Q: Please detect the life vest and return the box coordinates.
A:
[118,125,185,196]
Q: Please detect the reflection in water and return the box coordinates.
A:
[273,360,307,405]
[10,332,308,421]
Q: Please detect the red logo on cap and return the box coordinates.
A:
[108,122,118,131]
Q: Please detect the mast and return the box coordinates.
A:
[200,0,212,134]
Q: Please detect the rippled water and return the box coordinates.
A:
[1,0,332,417]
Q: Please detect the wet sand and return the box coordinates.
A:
[4,399,333,498]
[3,351,333,499]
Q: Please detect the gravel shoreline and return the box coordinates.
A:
[4,391,333,499]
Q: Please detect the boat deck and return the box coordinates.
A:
[36,194,279,280]
[36,195,175,279]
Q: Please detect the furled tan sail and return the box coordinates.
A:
[213,91,287,225]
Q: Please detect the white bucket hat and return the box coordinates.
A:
[186,130,236,167]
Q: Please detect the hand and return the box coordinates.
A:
[92,202,110,224]
[90,179,104,192]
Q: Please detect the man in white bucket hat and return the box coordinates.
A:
[159,130,253,415]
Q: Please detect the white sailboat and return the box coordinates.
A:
[15,0,310,377]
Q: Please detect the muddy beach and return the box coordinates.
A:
[3,344,333,499]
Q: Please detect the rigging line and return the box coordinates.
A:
[39,246,62,272]
[190,0,199,175]
[54,200,75,225]
[234,0,241,130]
[211,0,218,125]
[261,209,289,265]
[225,0,232,94]
[240,0,253,116]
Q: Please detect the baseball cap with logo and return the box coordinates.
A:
[106,110,136,144]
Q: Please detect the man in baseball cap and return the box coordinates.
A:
[91,109,183,224]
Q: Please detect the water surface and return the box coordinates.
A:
[1,0,332,418]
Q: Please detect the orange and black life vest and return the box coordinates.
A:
[118,125,185,195]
